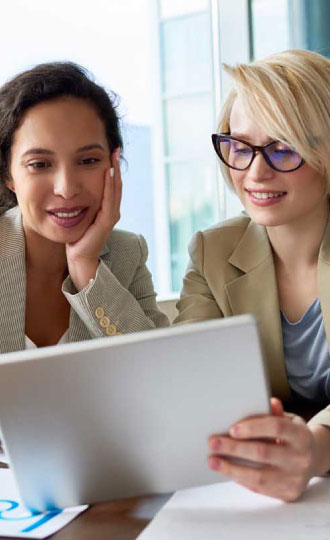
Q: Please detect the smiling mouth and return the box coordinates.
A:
[47,207,88,228]
[245,188,287,199]
[51,209,84,218]
[249,191,286,200]
[47,206,87,217]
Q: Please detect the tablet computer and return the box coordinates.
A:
[0,314,270,511]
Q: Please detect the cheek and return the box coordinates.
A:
[315,176,327,198]
[231,172,244,194]
[87,171,105,205]
[7,176,27,200]
[6,164,18,193]
[295,173,326,201]
[8,163,28,194]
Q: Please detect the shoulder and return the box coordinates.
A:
[186,213,267,282]
[189,214,251,257]
[202,213,250,239]
[0,206,25,258]
[0,205,20,223]
[100,228,148,265]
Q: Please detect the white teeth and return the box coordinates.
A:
[251,192,285,200]
[53,209,83,218]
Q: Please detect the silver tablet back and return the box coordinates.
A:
[0,314,270,511]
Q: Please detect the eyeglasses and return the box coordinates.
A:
[211,134,304,173]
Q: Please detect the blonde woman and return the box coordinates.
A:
[175,49,330,501]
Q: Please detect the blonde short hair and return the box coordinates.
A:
[218,49,330,190]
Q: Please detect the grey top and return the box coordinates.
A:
[281,298,330,403]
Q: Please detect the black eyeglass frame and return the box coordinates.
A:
[211,134,305,173]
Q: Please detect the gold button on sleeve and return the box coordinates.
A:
[100,316,110,328]
[95,307,104,319]
[105,324,117,336]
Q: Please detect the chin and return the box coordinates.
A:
[43,226,87,245]
[247,209,289,228]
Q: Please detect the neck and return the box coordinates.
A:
[266,199,329,269]
[24,226,68,281]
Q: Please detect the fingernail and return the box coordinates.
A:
[209,438,221,452]
[230,425,240,437]
[110,167,114,178]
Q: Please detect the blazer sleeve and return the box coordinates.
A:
[174,230,223,323]
[62,234,169,337]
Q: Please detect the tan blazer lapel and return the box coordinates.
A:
[318,220,330,346]
[225,221,290,401]
[0,208,26,353]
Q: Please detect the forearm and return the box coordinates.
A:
[310,424,330,476]
[67,257,99,292]
[63,259,168,336]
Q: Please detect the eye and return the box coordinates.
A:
[79,158,100,165]
[270,143,297,156]
[27,161,50,169]
[274,148,295,155]
[231,144,251,155]
[234,148,251,154]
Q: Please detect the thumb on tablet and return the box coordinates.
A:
[270,397,284,417]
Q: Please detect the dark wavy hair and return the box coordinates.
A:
[0,61,123,207]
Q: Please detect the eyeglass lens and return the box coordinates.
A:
[218,138,302,171]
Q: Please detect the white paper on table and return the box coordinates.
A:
[0,468,88,538]
[138,477,330,540]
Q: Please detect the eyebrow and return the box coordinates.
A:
[230,132,273,144]
[21,148,54,157]
[21,143,106,158]
[76,144,106,153]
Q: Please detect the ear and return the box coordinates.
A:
[6,176,15,192]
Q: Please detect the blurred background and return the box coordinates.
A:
[4,0,329,297]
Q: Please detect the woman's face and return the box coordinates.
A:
[8,96,111,245]
[228,98,327,228]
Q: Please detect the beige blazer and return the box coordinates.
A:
[0,206,169,353]
[175,214,330,426]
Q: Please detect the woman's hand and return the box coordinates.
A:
[208,398,324,502]
[66,148,122,291]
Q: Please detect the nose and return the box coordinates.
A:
[53,167,81,199]
[246,151,274,182]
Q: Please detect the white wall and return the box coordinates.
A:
[0,0,153,125]
[0,0,160,288]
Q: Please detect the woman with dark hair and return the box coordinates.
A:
[0,62,168,352]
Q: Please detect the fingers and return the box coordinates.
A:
[208,455,306,502]
[270,397,284,416]
[110,147,122,212]
[207,400,315,502]
[229,414,307,449]
[209,413,313,482]
[209,435,289,468]
[99,148,122,228]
